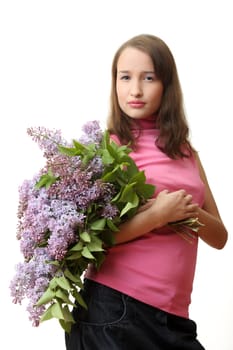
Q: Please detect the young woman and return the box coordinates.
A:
[65,34,228,350]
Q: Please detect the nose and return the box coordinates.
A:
[130,79,142,97]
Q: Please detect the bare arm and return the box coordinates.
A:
[114,189,199,244]
[114,154,228,248]
[195,153,228,249]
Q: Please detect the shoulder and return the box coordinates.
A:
[192,151,208,183]
[193,151,220,214]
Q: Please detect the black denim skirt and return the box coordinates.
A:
[65,279,205,350]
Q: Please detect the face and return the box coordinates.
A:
[116,47,163,120]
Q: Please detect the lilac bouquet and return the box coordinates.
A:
[10,121,155,333]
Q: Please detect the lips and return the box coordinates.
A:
[128,101,145,108]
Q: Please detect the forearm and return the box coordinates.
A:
[114,208,162,244]
[197,207,228,249]
[114,189,201,245]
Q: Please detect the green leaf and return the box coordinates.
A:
[46,260,60,267]
[120,193,139,217]
[87,235,104,252]
[106,219,119,232]
[51,302,64,320]
[101,166,119,182]
[81,246,96,260]
[109,138,132,160]
[69,241,83,251]
[40,304,54,322]
[101,149,115,165]
[72,289,87,309]
[35,169,59,189]
[60,140,96,164]
[102,129,110,147]
[140,183,155,199]
[58,144,82,156]
[59,319,72,334]
[64,268,83,286]
[90,218,106,230]
[111,188,123,203]
[101,230,115,247]
[55,276,71,291]
[94,252,107,270]
[55,289,75,306]
[129,169,146,183]
[72,139,89,152]
[118,182,137,202]
[36,287,55,306]
[80,231,91,243]
[49,277,58,290]
[65,251,82,260]
[62,305,75,323]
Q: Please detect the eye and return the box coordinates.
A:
[144,75,155,81]
[120,75,130,80]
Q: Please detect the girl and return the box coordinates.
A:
[65,34,228,350]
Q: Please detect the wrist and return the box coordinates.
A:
[146,206,167,230]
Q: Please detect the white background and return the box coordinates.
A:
[1,1,232,349]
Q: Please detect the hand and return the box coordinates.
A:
[143,189,199,228]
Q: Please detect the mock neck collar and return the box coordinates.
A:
[130,116,157,130]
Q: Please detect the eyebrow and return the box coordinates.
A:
[118,70,155,74]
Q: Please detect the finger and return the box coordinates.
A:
[160,189,169,195]
[186,204,199,216]
[184,194,193,204]
[179,189,187,197]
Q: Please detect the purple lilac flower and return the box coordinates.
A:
[86,156,104,178]
[47,167,106,211]
[100,182,117,202]
[17,175,41,223]
[18,183,51,259]
[27,126,69,159]
[46,200,85,260]
[10,247,57,326]
[78,120,103,145]
[101,203,119,219]
[10,121,123,327]
[27,299,46,327]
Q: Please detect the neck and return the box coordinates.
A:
[131,116,157,130]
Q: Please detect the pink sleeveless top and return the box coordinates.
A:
[86,118,205,318]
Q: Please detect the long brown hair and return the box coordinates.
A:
[107,34,194,159]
